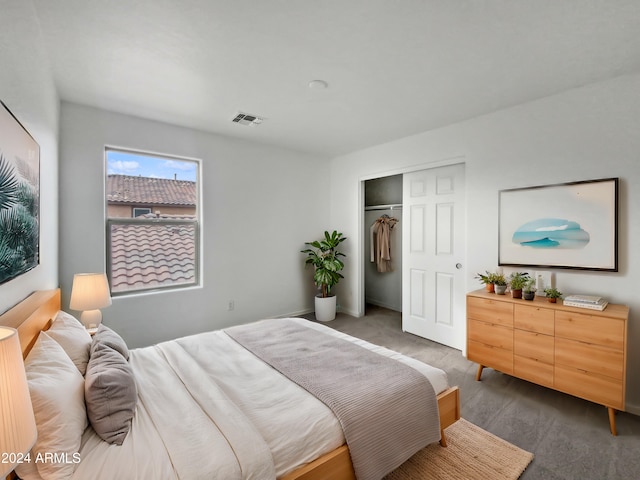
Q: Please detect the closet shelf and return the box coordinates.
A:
[364,204,402,211]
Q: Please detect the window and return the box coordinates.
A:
[105,148,200,295]
[132,207,152,217]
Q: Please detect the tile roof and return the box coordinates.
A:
[109,214,196,293]
[107,174,196,206]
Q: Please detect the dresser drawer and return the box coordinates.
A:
[468,319,513,351]
[555,311,624,349]
[555,337,624,380]
[467,297,513,327]
[554,364,623,409]
[468,340,513,375]
[514,355,554,388]
[514,304,554,335]
[514,329,554,364]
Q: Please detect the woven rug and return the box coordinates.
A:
[383,419,534,480]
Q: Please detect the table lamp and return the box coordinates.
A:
[0,327,37,477]
[69,272,112,330]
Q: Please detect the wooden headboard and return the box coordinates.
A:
[0,290,60,480]
[0,289,61,358]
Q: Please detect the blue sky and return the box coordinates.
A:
[106,150,197,182]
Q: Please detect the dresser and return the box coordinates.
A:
[467,289,628,435]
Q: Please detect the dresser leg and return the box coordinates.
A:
[475,364,484,381]
[439,428,448,447]
[608,407,617,436]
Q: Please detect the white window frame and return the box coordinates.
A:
[132,207,152,217]
[105,147,202,296]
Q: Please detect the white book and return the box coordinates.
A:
[563,300,608,311]
[564,294,603,304]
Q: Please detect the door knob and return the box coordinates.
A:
[455,263,462,269]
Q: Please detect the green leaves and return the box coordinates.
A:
[301,230,347,297]
[508,271,530,290]
[0,154,39,283]
[0,155,19,211]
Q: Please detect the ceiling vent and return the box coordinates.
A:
[232,112,265,126]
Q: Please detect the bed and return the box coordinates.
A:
[1,289,460,480]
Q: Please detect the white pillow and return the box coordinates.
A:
[15,332,87,480]
[46,311,92,375]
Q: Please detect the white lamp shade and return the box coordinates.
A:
[69,273,112,311]
[0,327,37,477]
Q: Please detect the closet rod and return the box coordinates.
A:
[364,204,403,211]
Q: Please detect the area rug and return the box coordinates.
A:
[383,419,534,480]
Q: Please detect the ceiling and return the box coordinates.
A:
[32,0,640,157]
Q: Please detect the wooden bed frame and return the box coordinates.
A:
[1,289,461,480]
[282,385,460,480]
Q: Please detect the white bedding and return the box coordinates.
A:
[71,318,449,479]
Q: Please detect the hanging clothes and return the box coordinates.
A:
[370,215,398,273]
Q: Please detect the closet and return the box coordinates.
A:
[364,175,402,312]
[362,164,465,348]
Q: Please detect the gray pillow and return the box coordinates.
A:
[91,324,129,360]
[85,342,137,445]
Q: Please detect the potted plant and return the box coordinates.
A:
[522,278,536,301]
[494,274,507,295]
[475,271,497,293]
[301,230,347,321]
[544,287,563,303]
[508,272,530,299]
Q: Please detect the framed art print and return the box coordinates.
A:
[498,178,618,271]
[0,101,40,284]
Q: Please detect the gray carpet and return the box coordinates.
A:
[302,305,640,480]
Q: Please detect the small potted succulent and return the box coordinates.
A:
[543,287,563,303]
[508,272,530,299]
[493,273,507,295]
[522,278,536,301]
[475,271,498,293]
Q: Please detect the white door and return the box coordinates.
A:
[402,163,466,349]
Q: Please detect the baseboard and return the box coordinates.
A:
[280,307,361,319]
[337,306,361,318]
[625,402,640,417]
[277,308,313,318]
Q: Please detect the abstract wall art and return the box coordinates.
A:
[0,101,40,285]
[499,178,618,271]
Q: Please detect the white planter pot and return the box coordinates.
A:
[495,285,507,295]
[315,295,337,322]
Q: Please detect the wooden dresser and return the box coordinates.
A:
[466,289,629,435]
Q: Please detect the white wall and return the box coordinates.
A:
[329,73,640,414]
[0,0,59,313]
[59,102,329,347]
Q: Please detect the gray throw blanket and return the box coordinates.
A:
[225,319,440,480]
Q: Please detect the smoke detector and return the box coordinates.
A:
[232,112,265,126]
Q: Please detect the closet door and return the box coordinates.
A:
[402,163,466,349]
